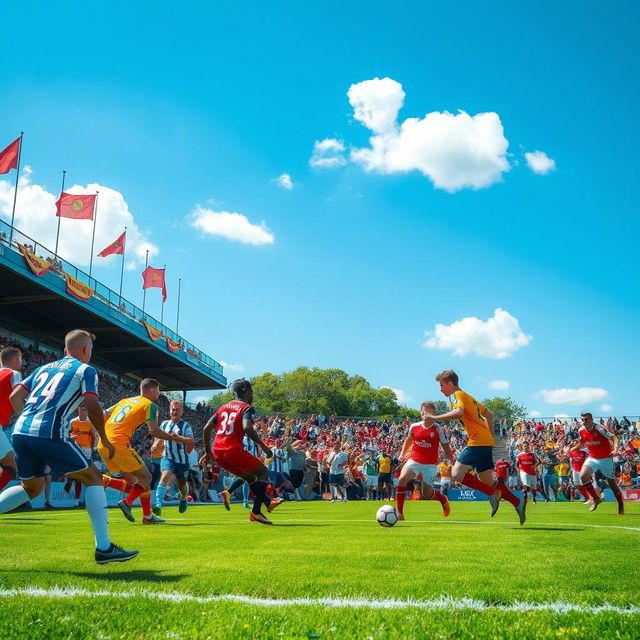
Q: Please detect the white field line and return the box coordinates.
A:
[0,586,638,616]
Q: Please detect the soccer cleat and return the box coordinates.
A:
[330,498,336,503]
[117,500,135,523]
[142,515,166,524]
[589,497,603,512]
[95,543,139,565]
[243,502,250,509]
[341,498,348,503]
[266,498,283,513]
[220,489,231,511]
[516,497,527,526]
[179,498,188,514]
[249,512,273,525]
[397,512,405,521]
[441,496,451,518]
[618,503,625,516]
[152,504,162,516]
[488,493,500,518]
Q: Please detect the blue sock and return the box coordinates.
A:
[155,483,168,507]
[242,482,250,504]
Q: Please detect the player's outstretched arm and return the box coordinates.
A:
[147,419,178,442]
[426,407,464,425]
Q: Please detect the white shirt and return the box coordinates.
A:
[328,451,348,474]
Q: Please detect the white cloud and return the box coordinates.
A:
[536,387,608,406]
[192,395,210,405]
[0,167,158,268]
[529,410,542,418]
[274,173,293,190]
[220,361,244,372]
[524,150,556,175]
[346,77,510,192]
[382,387,412,405]
[554,413,570,419]
[424,308,531,359]
[309,138,347,168]
[190,205,274,246]
[488,379,510,391]
[600,404,613,412]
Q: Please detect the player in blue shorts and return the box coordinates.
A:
[0,330,138,564]
[152,400,195,516]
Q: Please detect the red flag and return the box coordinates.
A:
[142,266,167,302]
[98,231,126,257]
[56,193,96,220]
[0,137,20,174]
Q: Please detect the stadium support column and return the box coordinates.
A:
[89,191,100,277]
[8,132,24,247]
[54,170,67,258]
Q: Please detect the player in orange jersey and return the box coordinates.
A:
[99,378,190,524]
[63,405,98,503]
[424,370,526,525]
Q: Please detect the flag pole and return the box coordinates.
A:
[176,277,182,334]
[142,249,149,313]
[89,190,99,277]
[54,170,67,258]
[8,132,24,246]
[160,264,166,324]
[119,227,127,299]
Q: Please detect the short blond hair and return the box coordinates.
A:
[65,329,96,350]
[420,401,436,413]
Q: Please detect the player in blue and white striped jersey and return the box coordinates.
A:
[152,400,195,516]
[0,330,138,564]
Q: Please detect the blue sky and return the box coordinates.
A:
[1,2,638,416]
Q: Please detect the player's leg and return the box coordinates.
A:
[0,434,46,513]
[0,450,17,494]
[422,465,450,517]
[153,468,174,516]
[242,480,251,507]
[580,463,602,510]
[174,465,189,514]
[395,464,416,519]
[43,467,53,508]
[599,458,624,515]
[126,464,156,522]
[221,474,246,511]
[452,448,498,497]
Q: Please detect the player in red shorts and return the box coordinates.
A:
[200,379,282,525]
[569,412,624,515]
[396,401,454,521]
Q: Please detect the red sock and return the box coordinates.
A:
[431,490,446,504]
[103,475,134,493]
[462,473,495,496]
[140,490,152,517]
[74,481,82,500]
[582,484,599,501]
[614,490,624,508]
[577,485,590,500]
[396,487,406,513]
[496,481,519,507]
[0,469,15,492]
[124,484,145,506]
[63,478,73,493]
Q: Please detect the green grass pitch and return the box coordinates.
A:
[1,500,639,639]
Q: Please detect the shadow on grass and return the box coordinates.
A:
[0,569,186,583]
[523,527,583,532]
[273,523,332,528]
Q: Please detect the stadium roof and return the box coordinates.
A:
[0,222,227,391]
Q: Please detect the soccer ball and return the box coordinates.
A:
[376,504,399,527]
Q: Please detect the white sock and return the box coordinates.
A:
[339,486,347,499]
[331,487,337,497]
[85,485,110,551]
[0,485,29,513]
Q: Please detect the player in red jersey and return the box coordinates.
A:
[200,379,282,525]
[570,412,624,514]
[396,402,454,520]
[0,347,23,495]
[516,444,545,504]
[494,457,510,486]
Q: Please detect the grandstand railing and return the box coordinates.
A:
[0,218,224,379]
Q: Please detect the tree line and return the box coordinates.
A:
[208,366,528,425]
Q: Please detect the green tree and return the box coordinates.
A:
[480,396,527,425]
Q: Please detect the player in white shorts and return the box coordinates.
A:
[0,347,23,496]
[516,444,545,503]
[395,401,454,521]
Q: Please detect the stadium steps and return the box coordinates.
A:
[493,436,510,460]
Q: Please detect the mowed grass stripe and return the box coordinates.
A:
[2,586,640,615]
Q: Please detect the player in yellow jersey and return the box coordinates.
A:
[99,378,189,524]
[63,405,98,504]
[424,370,526,525]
